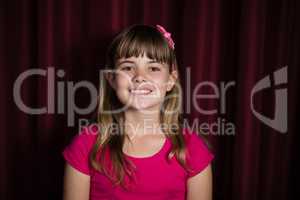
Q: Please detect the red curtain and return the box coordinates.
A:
[0,0,298,199]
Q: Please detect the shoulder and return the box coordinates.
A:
[71,125,99,145]
[182,128,209,148]
[182,128,214,177]
[62,124,100,175]
[64,125,99,151]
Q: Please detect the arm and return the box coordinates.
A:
[63,163,91,200]
[186,164,213,200]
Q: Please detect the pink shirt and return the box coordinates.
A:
[62,126,214,200]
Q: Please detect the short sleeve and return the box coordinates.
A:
[62,127,98,175]
[184,129,214,178]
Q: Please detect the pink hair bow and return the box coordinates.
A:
[156,25,175,50]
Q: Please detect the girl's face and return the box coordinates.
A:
[107,55,177,112]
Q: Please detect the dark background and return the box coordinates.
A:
[0,0,298,199]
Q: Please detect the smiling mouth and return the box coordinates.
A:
[129,89,153,95]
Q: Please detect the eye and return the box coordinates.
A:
[149,66,161,72]
[120,66,133,71]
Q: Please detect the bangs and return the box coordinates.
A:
[109,25,174,67]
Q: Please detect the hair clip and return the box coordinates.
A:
[156,25,175,50]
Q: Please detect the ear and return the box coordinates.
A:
[105,71,116,90]
[166,70,178,92]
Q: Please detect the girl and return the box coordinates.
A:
[62,24,214,200]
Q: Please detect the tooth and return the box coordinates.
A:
[130,89,151,94]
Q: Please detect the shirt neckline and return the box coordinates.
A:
[123,137,169,160]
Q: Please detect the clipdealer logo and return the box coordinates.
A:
[250,66,288,133]
[12,67,237,135]
[12,66,288,134]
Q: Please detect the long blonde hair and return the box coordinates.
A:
[90,25,190,187]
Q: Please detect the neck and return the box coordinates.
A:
[124,107,162,138]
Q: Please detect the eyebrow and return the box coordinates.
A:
[147,60,160,64]
[117,60,135,65]
[117,59,160,65]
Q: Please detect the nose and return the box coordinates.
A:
[132,68,147,83]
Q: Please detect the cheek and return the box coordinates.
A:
[113,76,130,104]
[115,73,132,88]
[151,75,169,91]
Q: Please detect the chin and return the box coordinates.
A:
[117,91,164,112]
[127,101,162,112]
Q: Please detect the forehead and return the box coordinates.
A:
[114,38,172,65]
[116,55,164,65]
